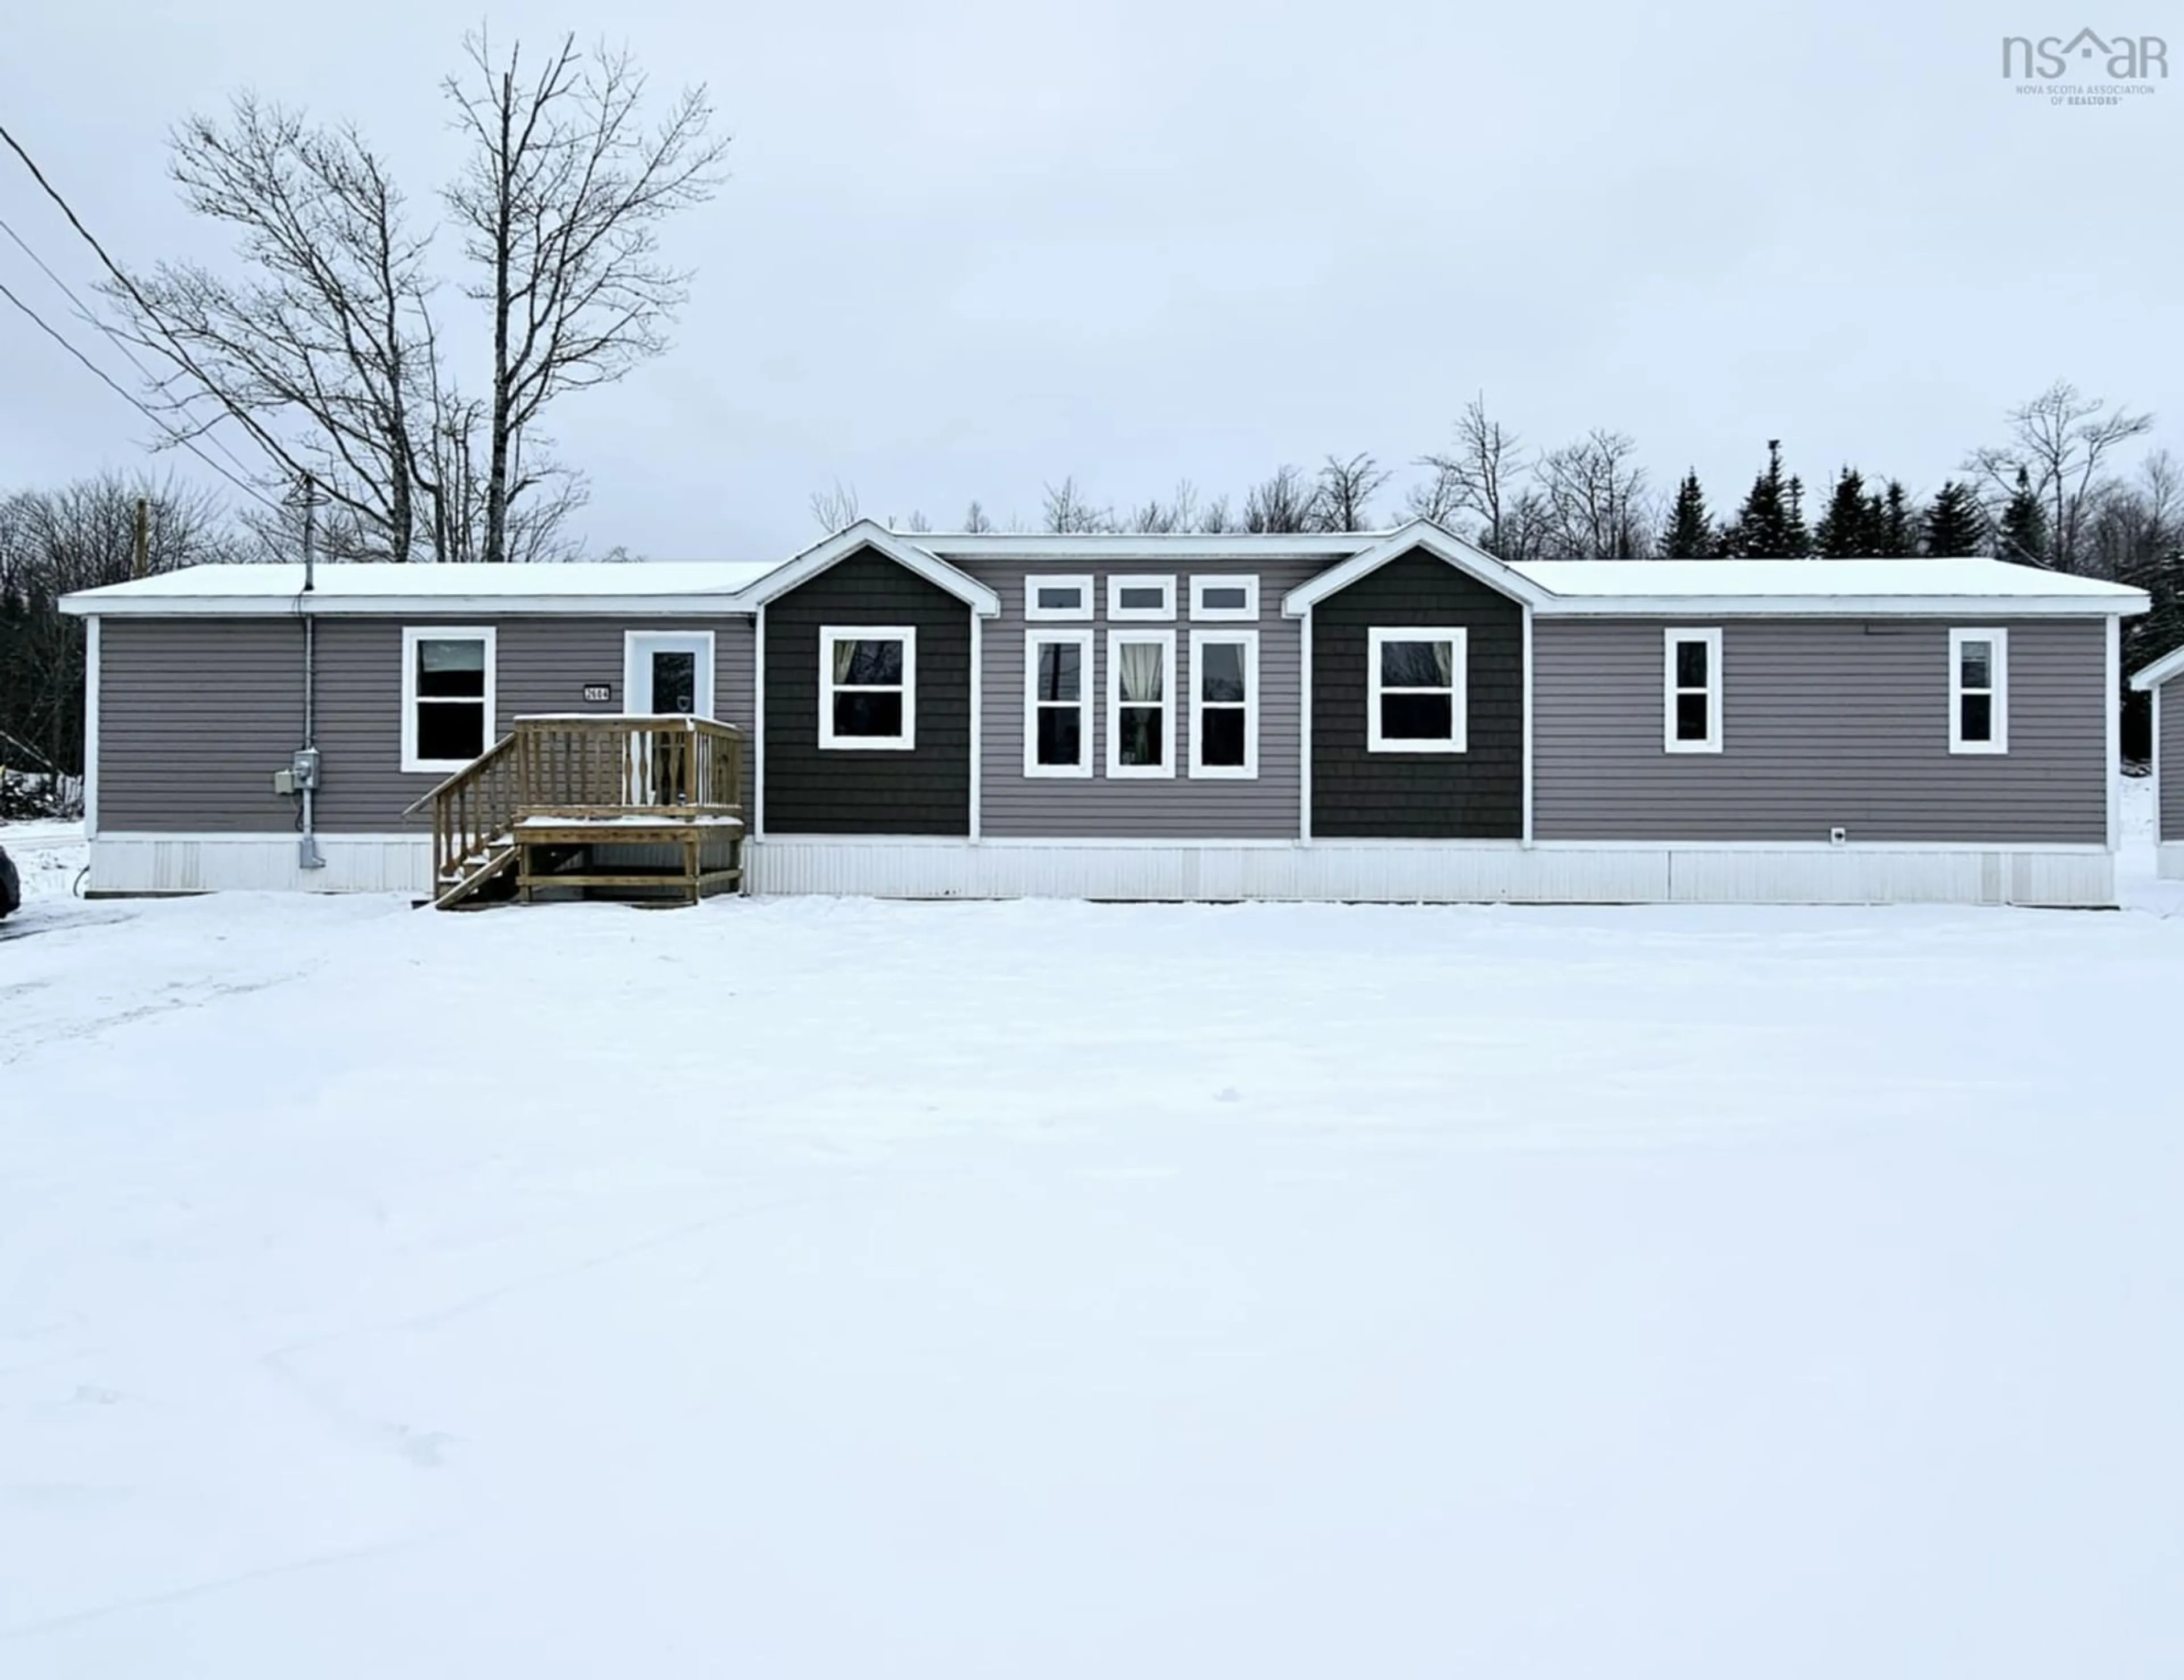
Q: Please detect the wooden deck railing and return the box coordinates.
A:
[514,715,746,820]
[414,715,747,905]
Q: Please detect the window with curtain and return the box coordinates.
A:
[1025,631,1092,776]
[1190,630,1256,777]
[402,626,495,772]
[820,626,916,749]
[1107,630,1173,776]
[1367,627,1467,752]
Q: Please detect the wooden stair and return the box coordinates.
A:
[415,717,748,911]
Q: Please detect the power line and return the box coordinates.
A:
[0,209,267,487]
[0,119,305,483]
[0,275,284,511]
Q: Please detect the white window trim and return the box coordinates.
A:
[400,624,497,775]
[1950,627,2009,754]
[622,630,717,718]
[1366,626,1467,754]
[1189,629,1259,779]
[818,624,917,751]
[1024,574,1095,622]
[1189,574,1260,622]
[1107,573,1177,623]
[1663,627,1724,754]
[1106,628,1177,779]
[1024,628,1094,779]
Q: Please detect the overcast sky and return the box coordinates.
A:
[4,1,2178,558]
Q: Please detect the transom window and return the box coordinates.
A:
[1107,629,1175,777]
[1189,630,1258,777]
[1664,628,1723,754]
[1107,574,1176,622]
[401,626,496,773]
[819,625,916,750]
[1366,627,1467,753]
[1024,630,1093,777]
[1950,628,2008,754]
[1024,574,1094,622]
[1189,574,1259,622]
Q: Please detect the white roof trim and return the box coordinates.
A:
[2130,642,2184,690]
[1281,520,1556,616]
[917,531,1385,560]
[63,593,768,619]
[1538,594,2145,619]
[734,520,1000,616]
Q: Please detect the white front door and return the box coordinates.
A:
[623,632,716,718]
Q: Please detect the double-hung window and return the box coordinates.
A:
[1189,630,1257,777]
[1950,628,2008,753]
[401,626,496,773]
[1107,629,1175,777]
[1024,575,1094,621]
[1024,630,1093,777]
[1664,628,1723,753]
[1367,627,1467,752]
[819,626,916,750]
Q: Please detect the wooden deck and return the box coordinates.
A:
[418,717,747,909]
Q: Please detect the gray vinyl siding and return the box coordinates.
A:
[2162,682,2183,843]
[761,547,972,835]
[1533,617,2109,843]
[961,558,1327,838]
[97,614,754,834]
[1310,549,1526,839]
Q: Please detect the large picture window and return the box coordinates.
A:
[1024,630,1093,777]
[1664,628,1723,754]
[1189,630,1258,778]
[1107,629,1175,777]
[1366,627,1467,753]
[819,625,916,750]
[1950,628,2008,754]
[401,626,496,773]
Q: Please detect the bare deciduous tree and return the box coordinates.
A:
[962,500,993,534]
[103,96,435,560]
[1042,477,1112,533]
[1410,396,1527,553]
[1538,429,1651,557]
[1312,453,1390,532]
[1243,464,1316,533]
[1964,380,2153,573]
[445,31,730,564]
[808,479,859,531]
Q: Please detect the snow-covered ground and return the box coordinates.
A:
[2,795,2181,1677]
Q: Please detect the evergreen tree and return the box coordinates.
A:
[1921,479,1983,556]
[1880,480,1916,553]
[1995,466,2049,566]
[1657,470,1714,557]
[1720,440,1812,557]
[1814,467,1887,557]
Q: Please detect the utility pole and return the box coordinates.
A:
[130,496,148,579]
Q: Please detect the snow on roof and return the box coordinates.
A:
[2129,642,2184,691]
[61,560,783,615]
[1512,557,2142,601]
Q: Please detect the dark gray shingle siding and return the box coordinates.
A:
[1533,617,2107,843]
[760,548,971,835]
[1310,549,1525,839]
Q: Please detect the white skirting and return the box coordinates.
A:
[745,837,2119,908]
[2161,842,2184,881]
[88,833,433,896]
[85,832,2119,907]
